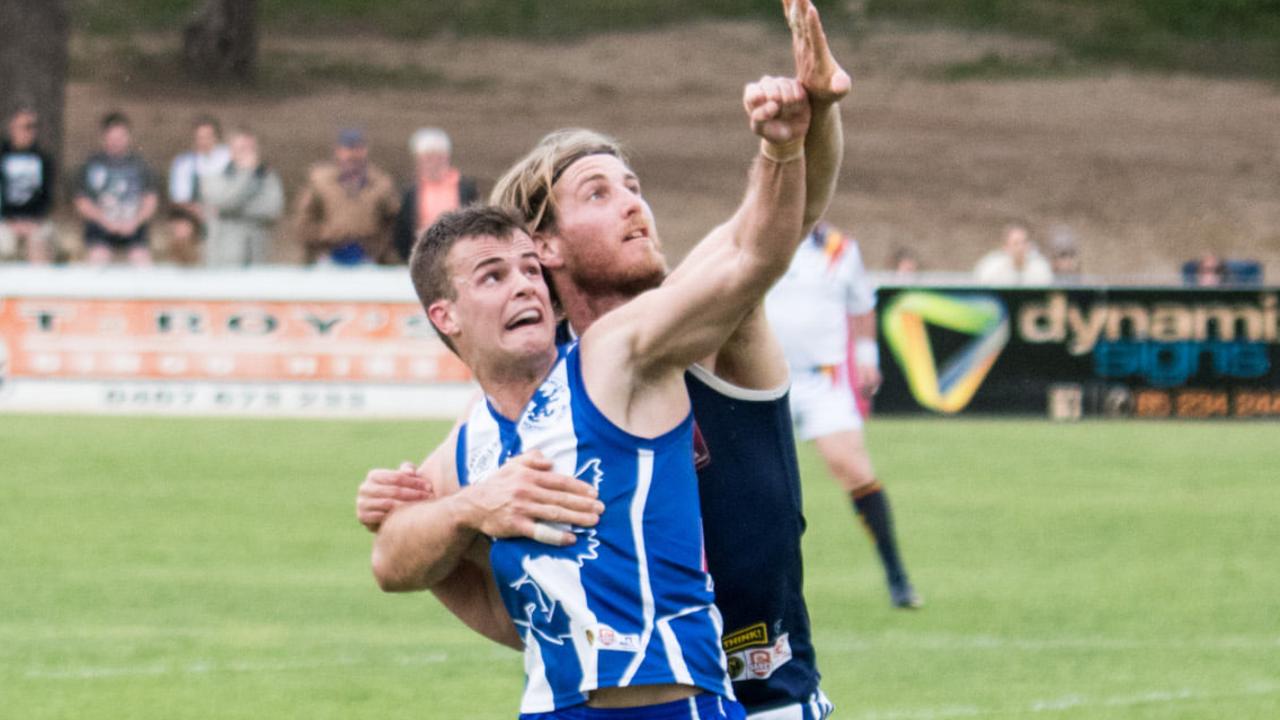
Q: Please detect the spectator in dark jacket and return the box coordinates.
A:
[0,107,58,263]
[392,128,477,262]
[73,111,159,267]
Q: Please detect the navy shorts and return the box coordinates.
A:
[85,222,148,250]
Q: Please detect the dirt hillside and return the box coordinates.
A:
[65,20,1280,278]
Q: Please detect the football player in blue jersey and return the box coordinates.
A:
[373,69,812,718]
[359,2,852,718]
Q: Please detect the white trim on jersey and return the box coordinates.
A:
[686,363,790,402]
[657,616,695,687]
[620,448,657,686]
[523,633,555,710]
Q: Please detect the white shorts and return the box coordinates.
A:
[788,366,862,441]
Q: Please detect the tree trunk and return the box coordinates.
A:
[0,0,70,172]
[183,0,259,83]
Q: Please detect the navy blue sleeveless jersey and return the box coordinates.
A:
[684,365,822,712]
[456,344,734,714]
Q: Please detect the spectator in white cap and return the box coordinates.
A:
[393,127,477,262]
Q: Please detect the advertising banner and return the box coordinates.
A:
[0,267,475,418]
[875,286,1280,419]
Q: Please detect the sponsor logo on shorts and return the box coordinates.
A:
[726,633,792,681]
[721,622,769,653]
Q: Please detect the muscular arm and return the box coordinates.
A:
[675,0,850,390]
[431,553,523,651]
[369,431,603,593]
[787,0,850,235]
[582,78,810,433]
[370,430,476,591]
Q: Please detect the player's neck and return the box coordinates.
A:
[470,346,559,420]
[557,283,634,337]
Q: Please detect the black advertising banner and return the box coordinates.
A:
[875,286,1280,419]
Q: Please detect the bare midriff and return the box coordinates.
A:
[586,683,700,708]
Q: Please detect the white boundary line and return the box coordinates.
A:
[23,651,452,681]
[853,681,1280,719]
[816,631,1280,652]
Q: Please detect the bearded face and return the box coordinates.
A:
[547,154,667,297]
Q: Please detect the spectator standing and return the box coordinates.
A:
[889,245,920,278]
[392,128,478,262]
[974,222,1053,285]
[0,107,58,263]
[1048,224,1082,281]
[166,116,230,265]
[293,128,400,265]
[201,128,285,267]
[1192,251,1225,287]
[73,111,159,267]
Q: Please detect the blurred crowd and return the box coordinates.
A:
[0,106,1264,285]
[0,108,474,269]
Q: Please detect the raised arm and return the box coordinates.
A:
[786,0,851,234]
[670,0,851,391]
[579,78,810,434]
[595,77,810,366]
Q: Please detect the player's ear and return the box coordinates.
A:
[532,230,566,270]
[427,299,460,340]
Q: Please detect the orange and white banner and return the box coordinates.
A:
[0,266,475,417]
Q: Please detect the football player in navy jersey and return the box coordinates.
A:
[360,2,851,718]
[377,68,810,717]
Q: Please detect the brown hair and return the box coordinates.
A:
[489,128,626,233]
[408,206,528,352]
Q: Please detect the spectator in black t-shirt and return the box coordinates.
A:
[0,107,58,263]
[73,111,159,266]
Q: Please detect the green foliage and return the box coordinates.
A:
[936,50,1089,81]
[867,0,1280,76]
[73,0,850,38]
[4,415,1279,718]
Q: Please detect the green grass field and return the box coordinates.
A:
[3,415,1278,719]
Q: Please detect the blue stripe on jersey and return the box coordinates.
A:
[457,343,732,713]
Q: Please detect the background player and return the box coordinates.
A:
[764,221,921,608]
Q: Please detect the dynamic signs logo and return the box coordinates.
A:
[882,291,1010,414]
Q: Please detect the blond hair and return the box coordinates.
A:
[489,128,627,233]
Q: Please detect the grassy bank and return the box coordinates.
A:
[75,0,848,38]
[868,0,1280,77]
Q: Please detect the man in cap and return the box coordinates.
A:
[293,128,400,265]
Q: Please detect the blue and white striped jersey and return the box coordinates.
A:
[456,342,734,714]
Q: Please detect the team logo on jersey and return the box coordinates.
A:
[820,228,848,273]
[509,458,605,647]
[882,291,1010,414]
[521,372,565,429]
